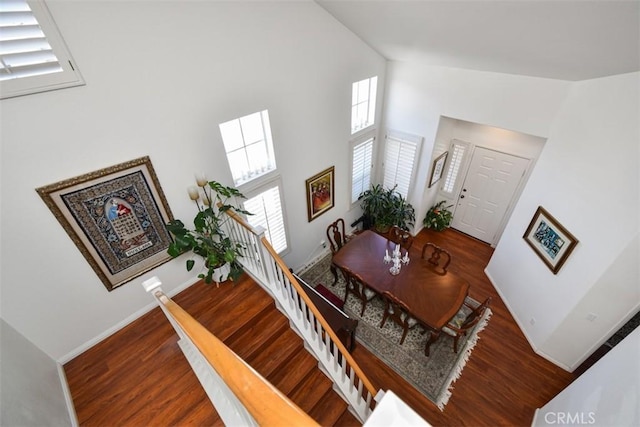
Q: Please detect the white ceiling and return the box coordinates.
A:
[316,0,640,81]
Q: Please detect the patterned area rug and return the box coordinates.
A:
[299,254,491,410]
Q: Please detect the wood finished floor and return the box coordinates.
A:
[64,228,576,426]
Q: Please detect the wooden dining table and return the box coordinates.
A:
[332,230,470,354]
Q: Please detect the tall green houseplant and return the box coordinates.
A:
[358,184,415,232]
[166,177,252,284]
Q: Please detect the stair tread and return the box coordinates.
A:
[288,369,333,412]
[266,348,319,395]
[246,328,303,378]
[225,307,289,360]
[308,387,349,426]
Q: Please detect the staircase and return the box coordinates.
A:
[171,274,361,426]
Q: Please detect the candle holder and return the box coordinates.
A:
[383,243,410,275]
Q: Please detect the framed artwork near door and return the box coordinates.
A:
[36,156,174,291]
[429,151,448,188]
[523,206,578,274]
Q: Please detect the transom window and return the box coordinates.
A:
[219,110,276,187]
[0,0,84,99]
[351,76,377,134]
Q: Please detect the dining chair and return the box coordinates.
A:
[421,242,452,274]
[388,225,414,250]
[441,297,491,353]
[326,218,348,285]
[343,271,377,316]
[379,291,419,345]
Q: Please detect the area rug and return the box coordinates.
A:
[298,254,492,410]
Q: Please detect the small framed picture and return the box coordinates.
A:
[36,156,174,291]
[523,206,578,274]
[429,151,448,188]
[305,166,335,222]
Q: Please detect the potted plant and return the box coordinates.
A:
[166,176,252,284]
[423,200,454,231]
[358,184,415,233]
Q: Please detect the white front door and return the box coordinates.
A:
[451,147,529,244]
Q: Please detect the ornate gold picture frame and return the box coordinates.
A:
[36,156,174,291]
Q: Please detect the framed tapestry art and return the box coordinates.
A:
[429,151,448,188]
[523,206,578,274]
[36,156,174,291]
[306,166,334,222]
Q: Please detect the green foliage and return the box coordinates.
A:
[358,184,415,232]
[423,200,453,231]
[166,180,252,284]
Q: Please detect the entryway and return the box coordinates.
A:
[450,147,530,245]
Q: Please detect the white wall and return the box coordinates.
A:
[0,319,74,426]
[533,326,640,426]
[381,62,570,237]
[486,72,640,369]
[0,1,385,361]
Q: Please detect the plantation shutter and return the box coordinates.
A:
[243,184,287,254]
[382,132,421,198]
[351,136,374,203]
[0,0,84,99]
[441,141,468,194]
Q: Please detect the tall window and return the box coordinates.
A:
[219,110,276,187]
[382,131,422,199]
[350,134,375,204]
[351,76,377,134]
[441,140,469,194]
[0,0,84,99]
[243,179,288,254]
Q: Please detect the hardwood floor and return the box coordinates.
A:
[64,228,575,426]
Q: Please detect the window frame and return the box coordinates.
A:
[349,131,376,207]
[350,76,378,135]
[0,0,84,99]
[381,130,423,200]
[239,175,290,257]
[219,109,276,187]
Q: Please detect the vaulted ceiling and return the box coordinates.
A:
[316,0,640,81]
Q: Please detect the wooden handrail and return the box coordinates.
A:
[154,292,319,427]
[260,237,378,398]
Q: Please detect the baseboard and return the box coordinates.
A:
[295,247,331,275]
[57,362,79,427]
[57,276,200,364]
[483,268,571,372]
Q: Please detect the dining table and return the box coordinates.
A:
[332,230,470,355]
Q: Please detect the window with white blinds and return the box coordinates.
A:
[219,110,276,187]
[441,141,467,194]
[243,182,288,254]
[382,132,421,199]
[0,0,84,99]
[350,135,374,204]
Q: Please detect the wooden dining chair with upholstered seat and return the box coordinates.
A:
[326,218,348,285]
[388,225,414,250]
[421,242,452,274]
[441,297,491,353]
[343,270,377,316]
[379,291,420,345]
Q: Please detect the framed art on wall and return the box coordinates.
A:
[429,151,448,188]
[306,166,335,222]
[36,156,174,291]
[523,206,578,274]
